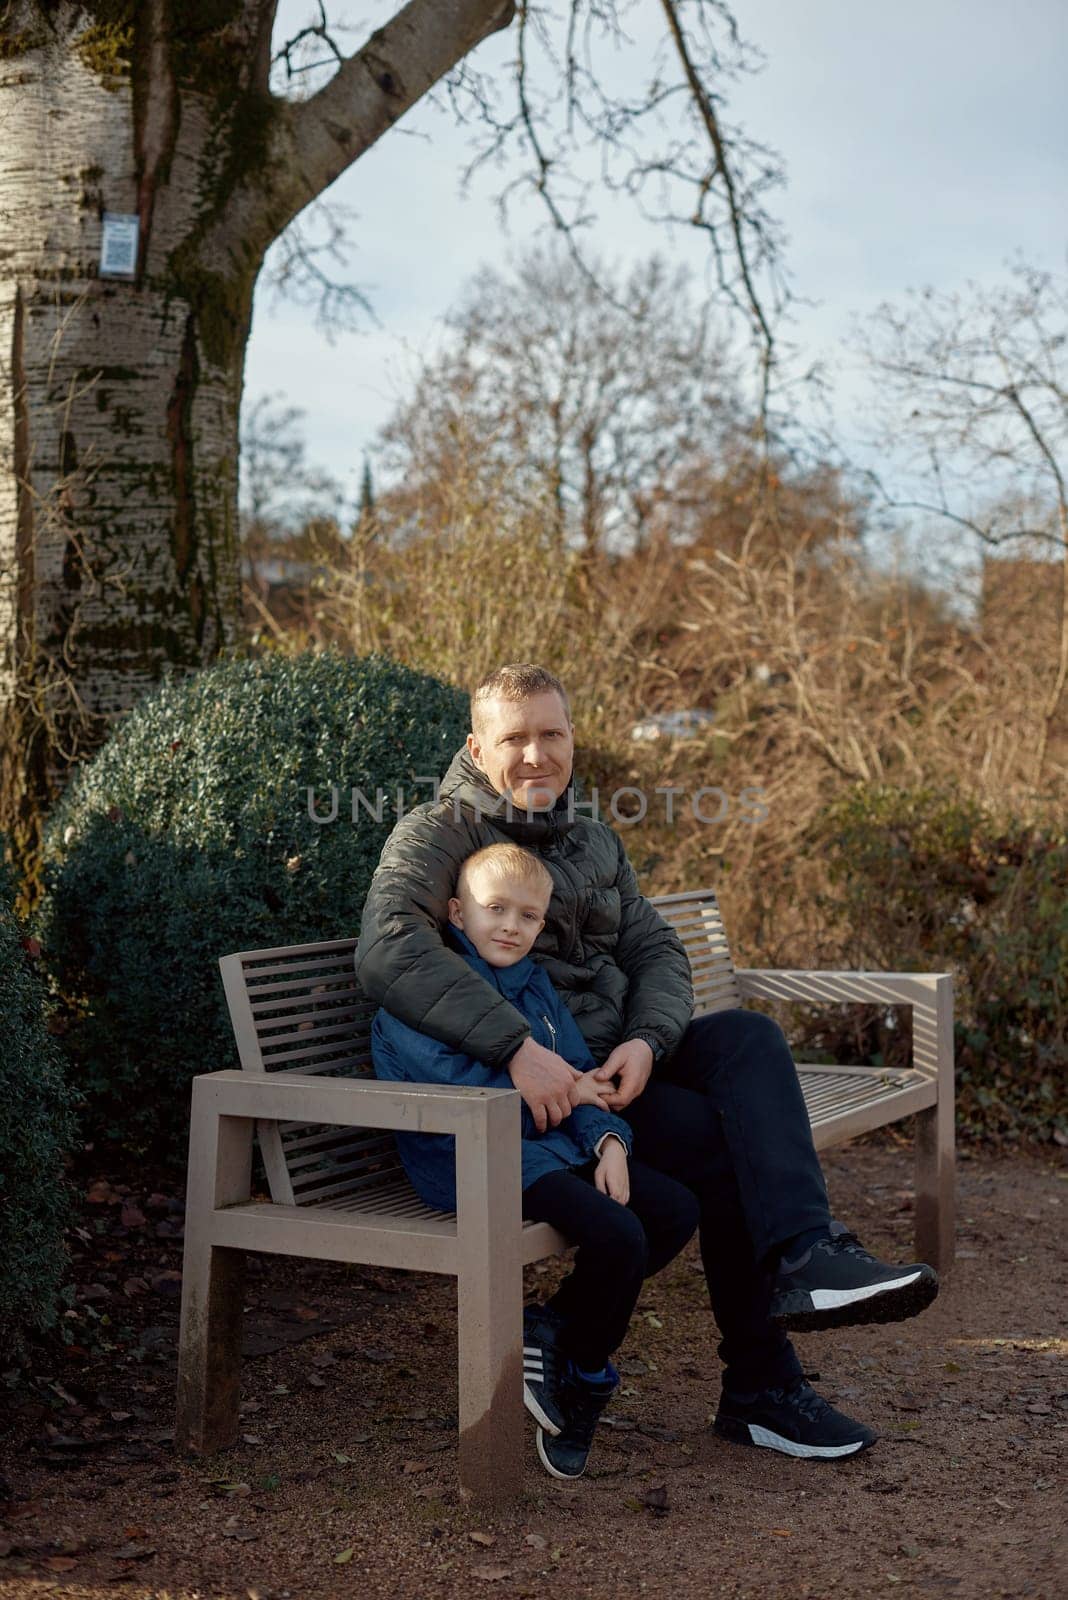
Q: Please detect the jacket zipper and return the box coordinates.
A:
[541,1014,557,1052]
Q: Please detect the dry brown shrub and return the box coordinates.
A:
[284,463,1063,978]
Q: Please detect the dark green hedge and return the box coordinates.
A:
[815,785,1068,1143]
[0,846,76,1353]
[36,652,469,1162]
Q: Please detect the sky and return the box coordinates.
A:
[244,1,1068,531]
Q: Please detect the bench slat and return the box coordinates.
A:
[219,887,933,1217]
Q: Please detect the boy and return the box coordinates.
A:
[372,842,698,1480]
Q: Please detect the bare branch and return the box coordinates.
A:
[280,0,516,231]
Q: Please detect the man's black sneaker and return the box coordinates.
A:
[771,1221,939,1332]
[535,1361,619,1480]
[715,1378,877,1460]
[523,1304,567,1436]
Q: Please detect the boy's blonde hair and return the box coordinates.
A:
[457,842,554,905]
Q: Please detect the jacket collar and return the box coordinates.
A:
[447,923,537,1000]
[438,745,577,845]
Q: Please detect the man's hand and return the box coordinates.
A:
[507,1036,582,1133]
[592,1038,655,1111]
[594,1135,630,1205]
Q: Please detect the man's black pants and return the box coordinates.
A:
[624,1008,833,1391]
[527,1010,833,1391]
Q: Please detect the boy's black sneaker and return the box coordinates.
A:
[523,1304,567,1436]
[535,1360,619,1480]
[771,1221,939,1332]
[715,1378,876,1460]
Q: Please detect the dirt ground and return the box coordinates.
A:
[1,1142,1065,1600]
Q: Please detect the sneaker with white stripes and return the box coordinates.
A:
[771,1221,939,1333]
[536,1360,620,1480]
[715,1379,876,1460]
[523,1304,567,1436]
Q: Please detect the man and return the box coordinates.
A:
[356,663,938,1459]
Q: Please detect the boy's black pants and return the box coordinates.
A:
[522,1159,698,1369]
[524,1009,833,1392]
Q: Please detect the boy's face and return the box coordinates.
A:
[447,866,550,967]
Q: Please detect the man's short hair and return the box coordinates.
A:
[471,663,571,737]
[457,842,554,905]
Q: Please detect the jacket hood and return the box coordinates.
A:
[438,745,577,845]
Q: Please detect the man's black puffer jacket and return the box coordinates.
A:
[354,746,694,1071]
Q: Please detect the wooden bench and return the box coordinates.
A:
[176,887,953,1498]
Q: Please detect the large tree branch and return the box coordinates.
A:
[226,0,515,260]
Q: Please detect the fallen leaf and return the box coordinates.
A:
[640,1483,669,1516]
[471,1565,512,1582]
[306,1373,327,1389]
[121,1202,147,1229]
[524,1532,548,1550]
[123,1526,148,1539]
[221,1518,259,1543]
[43,1556,79,1572]
[770,1528,792,1537]
[402,1460,430,1475]
[334,1547,354,1565]
[469,1531,496,1546]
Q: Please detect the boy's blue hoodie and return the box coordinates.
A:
[371,926,633,1212]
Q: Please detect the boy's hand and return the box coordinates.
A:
[568,1070,615,1109]
[592,1038,654,1110]
[594,1136,630,1205]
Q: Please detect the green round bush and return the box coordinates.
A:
[0,846,76,1353]
[36,652,470,1162]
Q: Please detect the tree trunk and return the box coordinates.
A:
[0,0,516,894]
[0,5,263,887]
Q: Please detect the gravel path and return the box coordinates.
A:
[1,1144,1065,1600]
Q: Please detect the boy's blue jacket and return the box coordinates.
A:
[371,926,633,1212]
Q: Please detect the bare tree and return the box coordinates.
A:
[380,248,740,552]
[858,262,1068,781]
[0,0,781,882]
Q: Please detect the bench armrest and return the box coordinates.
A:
[189,1068,519,1137]
[734,969,953,1085]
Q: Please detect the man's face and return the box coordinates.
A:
[467,691,575,811]
[447,868,550,968]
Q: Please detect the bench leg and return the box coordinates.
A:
[914,1098,955,1273]
[911,977,955,1273]
[175,1097,253,1453]
[456,1095,524,1500]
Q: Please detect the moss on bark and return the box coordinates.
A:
[74,19,134,85]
